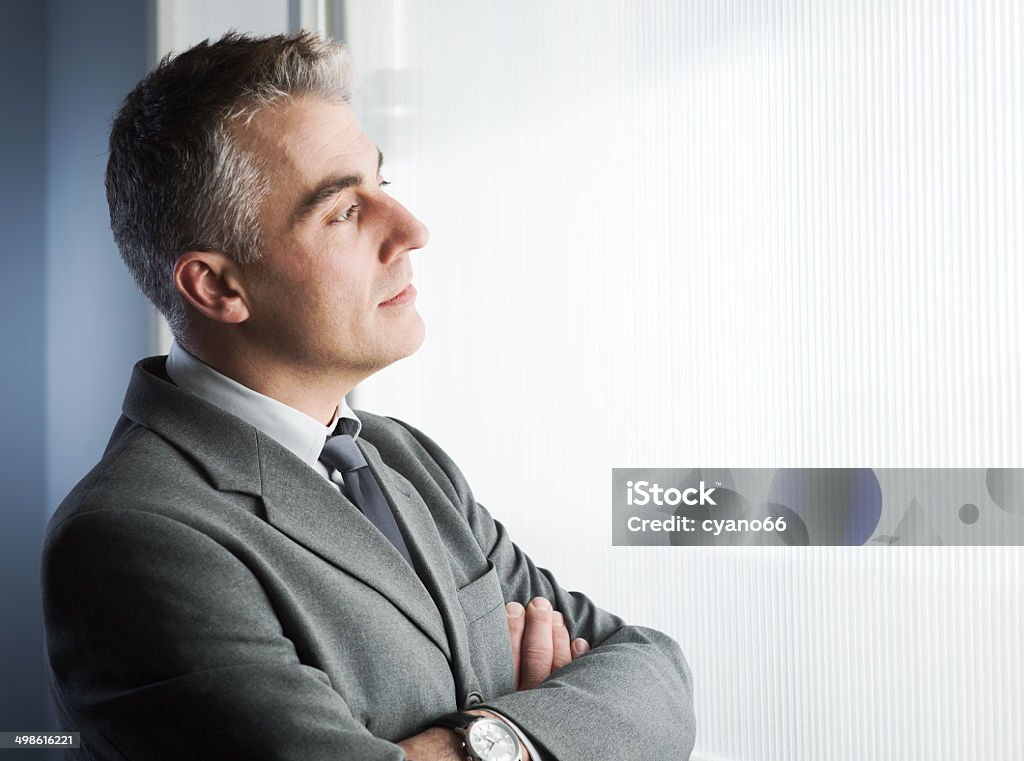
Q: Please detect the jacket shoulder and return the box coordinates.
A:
[46,415,254,539]
[355,411,472,507]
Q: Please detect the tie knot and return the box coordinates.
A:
[334,417,359,437]
[319,433,368,474]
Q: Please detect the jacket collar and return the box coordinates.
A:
[122,356,264,494]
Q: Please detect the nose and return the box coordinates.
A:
[379,194,429,262]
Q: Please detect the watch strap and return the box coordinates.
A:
[434,711,479,731]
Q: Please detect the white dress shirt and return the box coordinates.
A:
[165,341,357,494]
[163,342,544,760]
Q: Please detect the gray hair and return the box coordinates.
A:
[106,31,355,336]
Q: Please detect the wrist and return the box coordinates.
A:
[396,725,465,761]
[434,710,524,761]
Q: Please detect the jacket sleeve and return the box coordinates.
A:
[394,421,697,761]
[42,508,406,761]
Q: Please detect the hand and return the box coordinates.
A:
[398,598,588,758]
[506,597,590,691]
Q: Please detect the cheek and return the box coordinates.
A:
[306,269,373,329]
[255,237,377,329]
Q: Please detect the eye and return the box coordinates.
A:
[379,178,391,188]
[331,203,360,224]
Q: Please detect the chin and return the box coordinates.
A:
[379,316,426,366]
[398,317,427,358]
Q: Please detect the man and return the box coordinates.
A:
[41,32,695,761]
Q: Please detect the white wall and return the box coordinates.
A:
[343,2,1024,759]
[155,0,289,59]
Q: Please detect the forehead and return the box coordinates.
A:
[237,96,376,184]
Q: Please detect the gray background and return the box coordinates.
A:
[1,0,151,747]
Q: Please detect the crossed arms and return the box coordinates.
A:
[399,597,591,760]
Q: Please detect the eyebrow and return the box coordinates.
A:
[289,148,385,226]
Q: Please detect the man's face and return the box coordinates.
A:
[236,96,429,383]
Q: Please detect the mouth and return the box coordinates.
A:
[379,283,417,307]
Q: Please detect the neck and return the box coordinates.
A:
[178,335,363,426]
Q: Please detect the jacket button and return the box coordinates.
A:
[464,691,484,707]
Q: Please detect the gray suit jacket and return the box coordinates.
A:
[42,357,695,760]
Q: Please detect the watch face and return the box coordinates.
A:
[466,718,520,761]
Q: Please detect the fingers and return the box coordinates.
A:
[572,637,590,658]
[505,602,525,689]
[519,597,554,690]
[551,611,572,670]
[507,597,592,691]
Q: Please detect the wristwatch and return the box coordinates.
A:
[434,711,523,761]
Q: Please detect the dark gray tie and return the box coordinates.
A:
[319,419,415,567]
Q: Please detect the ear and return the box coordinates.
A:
[173,251,251,324]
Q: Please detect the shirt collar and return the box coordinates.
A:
[165,341,360,469]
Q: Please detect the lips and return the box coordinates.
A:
[379,283,416,307]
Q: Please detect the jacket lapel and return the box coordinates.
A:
[123,357,452,662]
[257,433,452,660]
[359,438,481,702]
